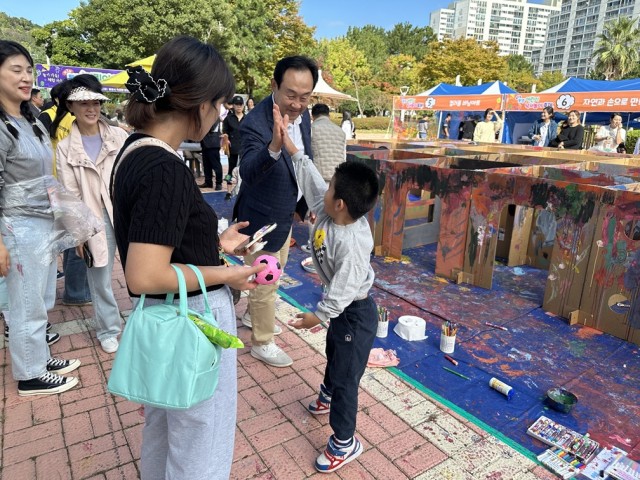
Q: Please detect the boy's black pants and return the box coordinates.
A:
[323,296,377,440]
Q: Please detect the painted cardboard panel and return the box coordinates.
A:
[508,206,534,267]
[577,193,640,341]
[526,209,555,269]
[350,141,640,344]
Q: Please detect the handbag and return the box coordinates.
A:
[107,264,222,409]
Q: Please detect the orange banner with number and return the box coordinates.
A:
[504,91,640,112]
[393,95,503,111]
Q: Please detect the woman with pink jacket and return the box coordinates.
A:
[56,77,128,353]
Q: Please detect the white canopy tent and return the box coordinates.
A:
[312,70,356,101]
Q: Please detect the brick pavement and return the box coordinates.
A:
[0,254,559,479]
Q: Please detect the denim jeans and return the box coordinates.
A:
[1,215,57,380]
[63,247,91,304]
[140,287,236,480]
[323,296,377,440]
[86,210,122,341]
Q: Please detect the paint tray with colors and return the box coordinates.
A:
[607,456,640,480]
[527,416,599,462]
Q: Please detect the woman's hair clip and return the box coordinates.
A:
[125,65,171,104]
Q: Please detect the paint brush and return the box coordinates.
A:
[485,322,508,331]
[444,355,459,366]
[442,366,470,380]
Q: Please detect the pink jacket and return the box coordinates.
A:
[56,120,128,267]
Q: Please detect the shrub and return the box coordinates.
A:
[626,129,640,154]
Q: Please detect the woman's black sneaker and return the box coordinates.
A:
[18,372,78,396]
[46,357,81,375]
[5,323,59,345]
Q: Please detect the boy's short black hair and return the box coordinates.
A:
[332,161,379,220]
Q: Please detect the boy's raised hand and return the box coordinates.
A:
[289,312,322,330]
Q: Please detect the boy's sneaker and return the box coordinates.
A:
[241,312,282,335]
[315,436,363,473]
[5,323,59,345]
[46,357,81,375]
[308,384,332,415]
[251,342,293,367]
[18,372,79,396]
[224,174,233,183]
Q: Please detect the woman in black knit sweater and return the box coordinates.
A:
[111,36,264,480]
[549,110,584,150]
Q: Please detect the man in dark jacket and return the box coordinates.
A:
[198,119,223,190]
[233,56,318,367]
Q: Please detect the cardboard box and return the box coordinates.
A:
[496,204,515,260]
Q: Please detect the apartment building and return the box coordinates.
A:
[540,0,640,78]
[429,0,561,57]
[430,6,456,40]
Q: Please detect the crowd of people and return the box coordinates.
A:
[7,30,640,478]
[429,106,640,154]
[0,36,380,477]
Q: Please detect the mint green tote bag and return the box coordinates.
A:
[108,264,222,409]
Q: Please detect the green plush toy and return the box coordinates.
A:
[187,312,244,349]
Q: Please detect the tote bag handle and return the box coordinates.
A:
[140,264,216,324]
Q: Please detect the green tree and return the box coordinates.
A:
[504,54,538,92]
[0,12,47,64]
[355,85,392,116]
[537,70,565,90]
[380,54,424,95]
[32,16,100,67]
[592,16,640,80]
[386,22,435,60]
[317,38,371,116]
[419,38,506,87]
[74,0,232,68]
[346,25,388,71]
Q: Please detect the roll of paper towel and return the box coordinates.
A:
[394,315,428,341]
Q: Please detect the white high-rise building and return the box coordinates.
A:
[540,0,640,78]
[429,0,561,58]
[430,6,456,41]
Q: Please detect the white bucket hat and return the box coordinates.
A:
[67,87,109,102]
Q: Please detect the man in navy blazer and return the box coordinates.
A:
[233,56,318,367]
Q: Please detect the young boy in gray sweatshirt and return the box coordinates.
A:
[287,137,379,473]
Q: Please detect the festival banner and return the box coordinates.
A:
[393,95,503,111]
[35,64,127,93]
[504,92,640,112]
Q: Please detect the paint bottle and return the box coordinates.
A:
[489,377,513,400]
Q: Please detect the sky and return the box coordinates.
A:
[1,0,454,38]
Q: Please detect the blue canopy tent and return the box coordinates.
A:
[416,81,517,140]
[505,77,640,144]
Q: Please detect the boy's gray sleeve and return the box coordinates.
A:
[291,151,326,214]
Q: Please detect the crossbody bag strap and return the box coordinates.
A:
[109,137,181,199]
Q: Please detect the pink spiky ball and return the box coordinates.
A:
[252,255,282,285]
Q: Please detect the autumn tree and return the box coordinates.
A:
[504,54,538,92]
[317,38,371,116]
[223,0,315,97]
[380,54,425,95]
[537,70,565,90]
[419,38,506,87]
